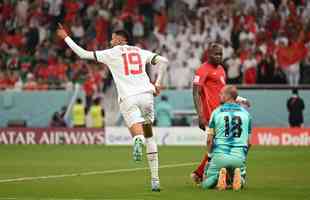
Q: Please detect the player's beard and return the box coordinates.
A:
[214,57,222,65]
[110,39,119,47]
[110,42,115,48]
[110,40,125,47]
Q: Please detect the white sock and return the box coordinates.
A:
[145,136,159,181]
[132,134,145,144]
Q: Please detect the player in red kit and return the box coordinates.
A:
[191,43,249,184]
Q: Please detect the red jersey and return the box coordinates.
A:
[193,62,226,123]
[83,78,96,97]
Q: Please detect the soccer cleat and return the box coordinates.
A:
[232,168,242,191]
[190,172,202,185]
[151,179,161,192]
[216,168,227,191]
[133,138,143,162]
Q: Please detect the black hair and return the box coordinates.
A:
[93,97,101,105]
[52,112,60,121]
[292,88,298,95]
[77,98,82,104]
[161,95,168,101]
[208,42,221,51]
[113,29,131,44]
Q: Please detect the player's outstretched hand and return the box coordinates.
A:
[236,96,251,108]
[198,117,207,131]
[242,99,251,107]
[57,23,68,40]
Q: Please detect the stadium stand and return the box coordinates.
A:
[0,0,309,127]
[0,0,309,92]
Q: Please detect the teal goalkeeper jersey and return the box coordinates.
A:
[209,103,252,159]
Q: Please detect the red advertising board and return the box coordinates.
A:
[0,128,104,144]
[251,128,310,146]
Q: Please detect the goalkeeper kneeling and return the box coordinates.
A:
[201,86,252,191]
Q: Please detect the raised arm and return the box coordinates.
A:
[151,55,168,86]
[150,55,168,96]
[57,23,95,60]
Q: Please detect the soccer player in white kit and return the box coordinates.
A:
[57,24,168,192]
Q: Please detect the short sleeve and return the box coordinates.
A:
[140,49,157,65]
[94,48,114,65]
[193,67,207,86]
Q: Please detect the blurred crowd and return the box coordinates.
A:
[1,0,310,96]
[154,0,310,87]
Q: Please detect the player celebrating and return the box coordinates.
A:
[57,24,168,192]
[202,85,252,190]
[191,43,249,184]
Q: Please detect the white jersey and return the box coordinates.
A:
[94,45,157,100]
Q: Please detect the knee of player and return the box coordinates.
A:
[201,178,217,190]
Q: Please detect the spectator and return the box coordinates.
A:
[243,54,257,85]
[286,62,301,86]
[72,98,86,128]
[83,72,97,112]
[49,111,67,127]
[225,53,241,84]
[300,51,310,84]
[239,28,255,43]
[155,7,168,34]
[222,41,233,61]
[0,71,8,90]
[89,97,105,128]
[95,10,109,45]
[287,89,305,127]
[71,17,85,43]
[155,95,173,127]
[273,66,287,84]
[187,51,201,75]
[257,54,276,84]
[16,0,29,25]
[25,19,39,52]
[24,73,38,90]
[0,0,310,90]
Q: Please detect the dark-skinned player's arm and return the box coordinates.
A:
[193,85,207,131]
[57,23,96,60]
[247,137,252,152]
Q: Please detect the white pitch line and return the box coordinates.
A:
[0,198,145,200]
[0,162,198,183]
[0,198,144,200]
[0,198,17,200]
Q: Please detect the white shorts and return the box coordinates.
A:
[119,92,154,128]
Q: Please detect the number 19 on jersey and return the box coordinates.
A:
[122,53,143,76]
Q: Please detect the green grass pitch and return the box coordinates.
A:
[0,145,309,200]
